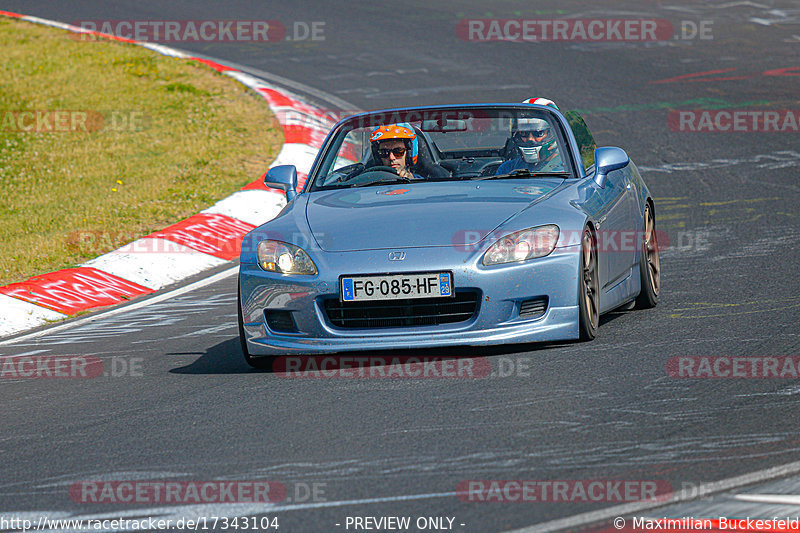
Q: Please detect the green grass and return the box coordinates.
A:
[0,17,283,285]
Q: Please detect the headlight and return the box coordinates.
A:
[257,240,317,275]
[482,225,560,266]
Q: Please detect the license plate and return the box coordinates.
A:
[341,272,453,302]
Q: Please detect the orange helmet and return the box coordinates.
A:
[370,123,418,165]
[370,123,416,142]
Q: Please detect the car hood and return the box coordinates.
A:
[306,180,565,252]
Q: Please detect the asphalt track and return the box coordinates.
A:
[1,1,800,531]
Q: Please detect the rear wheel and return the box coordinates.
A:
[578,228,599,340]
[238,284,275,370]
[635,203,660,309]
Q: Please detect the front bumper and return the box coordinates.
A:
[239,246,582,356]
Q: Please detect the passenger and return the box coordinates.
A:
[497,98,564,175]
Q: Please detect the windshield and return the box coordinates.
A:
[308,106,575,191]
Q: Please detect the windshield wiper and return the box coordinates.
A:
[477,170,571,180]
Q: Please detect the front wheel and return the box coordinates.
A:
[635,204,660,309]
[578,228,599,340]
[238,284,275,370]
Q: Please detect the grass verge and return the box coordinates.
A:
[0,17,282,286]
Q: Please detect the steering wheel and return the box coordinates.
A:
[480,161,503,176]
[333,164,398,183]
[364,165,399,175]
[345,165,413,187]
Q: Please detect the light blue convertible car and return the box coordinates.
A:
[237,103,660,367]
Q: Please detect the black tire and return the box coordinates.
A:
[578,227,599,341]
[617,300,636,311]
[635,203,660,309]
[237,284,275,370]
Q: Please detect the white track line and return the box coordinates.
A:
[502,459,800,533]
[735,493,800,505]
[214,57,360,111]
[19,461,795,528]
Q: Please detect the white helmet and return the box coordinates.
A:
[514,117,552,163]
[515,97,559,163]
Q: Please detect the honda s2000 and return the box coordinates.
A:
[237,103,660,367]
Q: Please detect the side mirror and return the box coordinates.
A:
[264,165,298,201]
[593,147,629,188]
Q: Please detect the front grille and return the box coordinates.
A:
[264,310,297,333]
[519,297,548,319]
[323,291,479,329]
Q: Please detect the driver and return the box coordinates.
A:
[496,98,564,175]
[369,123,422,180]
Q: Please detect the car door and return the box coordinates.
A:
[600,168,638,285]
[566,111,637,288]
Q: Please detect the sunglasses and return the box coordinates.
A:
[377,147,407,158]
[514,130,549,140]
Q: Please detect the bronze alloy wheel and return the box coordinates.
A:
[579,228,599,340]
[644,205,661,295]
[636,203,661,308]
